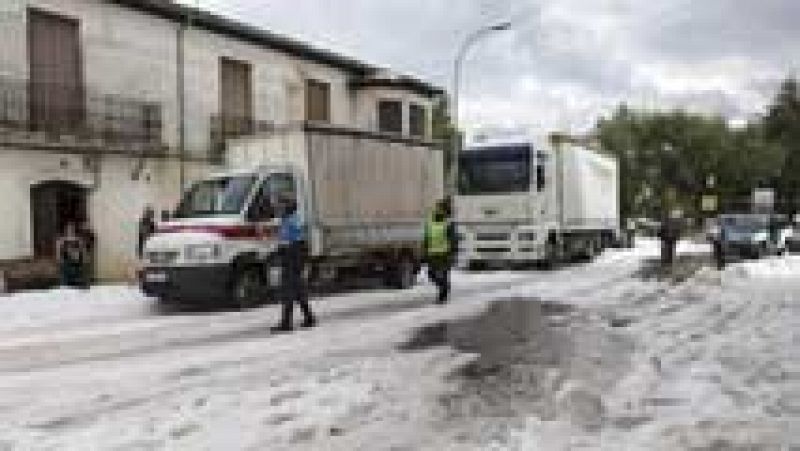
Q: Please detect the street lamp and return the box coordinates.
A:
[448,21,513,194]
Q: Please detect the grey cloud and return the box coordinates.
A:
[195,0,798,134]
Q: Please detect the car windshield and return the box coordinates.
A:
[174,175,257,218]
[459,145,531,195]
[719,215,769,232]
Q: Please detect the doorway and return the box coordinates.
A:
[31,181,88,258]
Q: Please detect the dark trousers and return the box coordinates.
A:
[661,238,676,266]
[60,260,86,288]
[280,243,314,326]
[428,257,451,303]
[712,240,725,269]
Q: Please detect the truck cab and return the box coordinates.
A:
[456,138,619,268]
[456,141,558,267]
[140,167,301,306]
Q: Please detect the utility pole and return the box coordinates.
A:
[177,0,198,193]
[448,21,512,195]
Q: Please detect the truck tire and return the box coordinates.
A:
[387,256,417,290]
[543,235,562,269]
[231,266,264,309]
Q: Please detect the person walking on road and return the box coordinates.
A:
[424,199,457,304]
[272,199,316,333]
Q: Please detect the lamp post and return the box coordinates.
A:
[448,21,512,194]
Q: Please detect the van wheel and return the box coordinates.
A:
[387,256,417,289]
[232,267,264,309]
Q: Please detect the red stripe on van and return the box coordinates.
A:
[157,224,276,239]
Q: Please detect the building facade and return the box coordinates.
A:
[0,0,442,283]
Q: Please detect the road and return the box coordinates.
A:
[0,239,796,450]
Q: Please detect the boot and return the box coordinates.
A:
[270,323,293,333]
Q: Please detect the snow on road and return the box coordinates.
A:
[0,239,795,450]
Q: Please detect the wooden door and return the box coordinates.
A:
[28,9,84,135]
[219,57,253,137]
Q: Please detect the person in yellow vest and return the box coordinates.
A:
[424,199,457,304]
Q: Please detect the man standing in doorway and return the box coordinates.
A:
[425,199,457,304]
[56,222,87,288]
[272,199,316,333]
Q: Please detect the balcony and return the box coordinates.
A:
[0,77,167,156]
[209,115,277,163]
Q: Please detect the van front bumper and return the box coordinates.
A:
[140,265,232,303]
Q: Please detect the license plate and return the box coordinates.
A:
[145,272,168,283]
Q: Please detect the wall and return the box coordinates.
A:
[0,148,214,280]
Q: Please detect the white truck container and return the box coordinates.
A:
[456,139,619,267]
[141,123,443,305]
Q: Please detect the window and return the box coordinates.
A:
[219,57,253,137]
[28,9,84,135]
[175,176,257,218]
[409,103,427,138]
[458,145,532,195]
[378,100,403,134]
[247,174,297,221]
[305,79,330,123]
[536,152,547,192]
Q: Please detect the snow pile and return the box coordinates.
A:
[0,285,151,335]
[731,254,800,279]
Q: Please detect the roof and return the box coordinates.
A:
[350,75,445,98]
[110,0,443,97]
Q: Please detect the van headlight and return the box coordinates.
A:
[185,244,222,261]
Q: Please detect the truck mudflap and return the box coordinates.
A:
[140,264,232,303]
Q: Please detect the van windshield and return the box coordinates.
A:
[174,175,257,218]
[459,145,531,195]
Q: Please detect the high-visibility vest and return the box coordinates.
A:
[426,220,450,256]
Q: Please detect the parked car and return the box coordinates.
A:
[713,213,793,259]
[785,214,800,253]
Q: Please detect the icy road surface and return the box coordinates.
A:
[0,239,796,450]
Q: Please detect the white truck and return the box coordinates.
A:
[140,123,443,305]
[456,138,619,268]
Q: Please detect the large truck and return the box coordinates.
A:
[140,123,443,305]
[456,138,619,268]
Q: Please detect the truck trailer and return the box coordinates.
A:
[140,123,443,305]
[456,139,619,268]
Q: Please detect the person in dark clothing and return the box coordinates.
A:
[138,206,156,258]
[271,200,316,333]
[77,221,96,285]
[659,216,680,266]
[57,222,86,288]
[424,199,458,304]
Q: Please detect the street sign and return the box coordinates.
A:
[752,188,775,213]
[701,194,718,213]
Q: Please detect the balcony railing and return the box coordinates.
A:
[0,77,166,155]
[209,115,277,163]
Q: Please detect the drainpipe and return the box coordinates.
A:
[177,19,186,192]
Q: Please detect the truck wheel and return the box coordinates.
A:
[543,240,561,269]
[232,267,264,309]
[387,256,417,289]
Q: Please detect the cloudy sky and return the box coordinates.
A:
[191,0,798,137]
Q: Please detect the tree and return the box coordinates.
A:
[763,79,800,213]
